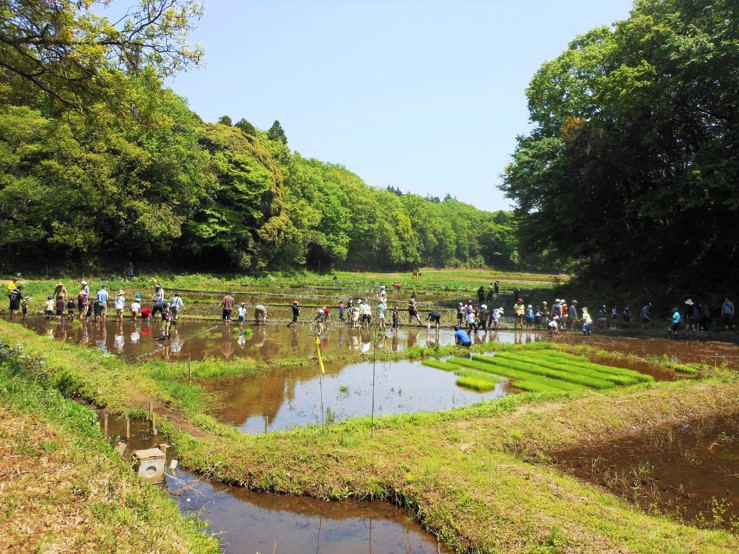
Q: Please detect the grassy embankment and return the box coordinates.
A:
[0,338,219,553]
[1,317,738,553]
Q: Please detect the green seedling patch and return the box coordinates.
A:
[493,352,643,386]
[471,354,615,389]
[423,359,462,372]
[448,358,586,392]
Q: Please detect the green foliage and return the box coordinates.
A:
[503,0,739,292]
[0,2,519,273]
[0,0,204,112]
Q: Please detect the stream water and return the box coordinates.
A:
[102,414,449,553]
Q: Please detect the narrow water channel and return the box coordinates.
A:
[101,414,449,553]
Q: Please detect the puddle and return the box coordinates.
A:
[551,413,739,530]
[203,359,510,433]
[18,316,543,362]
[99,413,449,553]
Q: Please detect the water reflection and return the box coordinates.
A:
[18,316,540,362]
[15,316,739,371]
[169,471,450,554]
[204,359,510,434]
[100,414,448,553]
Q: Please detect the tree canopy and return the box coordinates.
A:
[0,0,204,111]
[0,1,523,274]
[502,0,738,294]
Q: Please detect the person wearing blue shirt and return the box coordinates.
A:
[668,307,681,338]
[454,325,472,347]
[96,285,109,321]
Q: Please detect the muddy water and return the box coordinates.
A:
[203,359,509,433]
[557,332,739,370]
[18,316,543,362]
[170,472,450,554]
[551,414,739,530]
[100,413,449,553]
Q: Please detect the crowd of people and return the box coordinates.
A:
[6,278,183,339]
[6,277,736,344]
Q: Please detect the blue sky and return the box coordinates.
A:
[168,0,634,212]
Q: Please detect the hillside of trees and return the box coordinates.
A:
[502,0,737,295]
[1,0,736,293]
[0,1,520,273]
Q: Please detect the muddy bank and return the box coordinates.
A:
[551,413,739,531]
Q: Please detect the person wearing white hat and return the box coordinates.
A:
[683,299,697,331]
[114,289,126,321]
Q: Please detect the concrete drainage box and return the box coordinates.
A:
[133,447,166,483]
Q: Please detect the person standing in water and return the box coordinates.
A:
[287,300,300,327]
[408,292,423,326]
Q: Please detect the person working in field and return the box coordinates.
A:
[454,325,472,347]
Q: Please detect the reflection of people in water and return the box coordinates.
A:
[130,323,141,344]
[425,329,440,348]
[290,327,299,354]
[407,329,420,348]
[221,331,234,359]
[114,320,124,353]
[97,322,107,353]
[236,332,246,348]
[252,326,267,348]
[361,331,371,353]
[392,332,399,352]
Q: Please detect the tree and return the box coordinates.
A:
[267,120,287,144]
[234,117,256,136]
[0,0,204,110]
[217,115,232,126]
[502,0,738,292]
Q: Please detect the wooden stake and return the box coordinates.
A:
[148,400,153,421]
[103,413,108,437]
[150,412,157,436]
[125,414,130,440]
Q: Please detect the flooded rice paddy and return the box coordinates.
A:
[203,359,509,433]
[101,414,449,553]
[19,315,549,362]
[551,413,739,531]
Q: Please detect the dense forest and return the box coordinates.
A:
[1,0,736,294]
[502,0,738,294]
[0,1,519,273]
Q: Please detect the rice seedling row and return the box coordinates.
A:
[448,358,586,392]
[471,355,615,389]
[532,351,653,382]
[492,352,642,386]
[422,360,461,372]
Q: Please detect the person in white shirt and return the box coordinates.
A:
[170,292,184,321]
[114,290,126,321]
